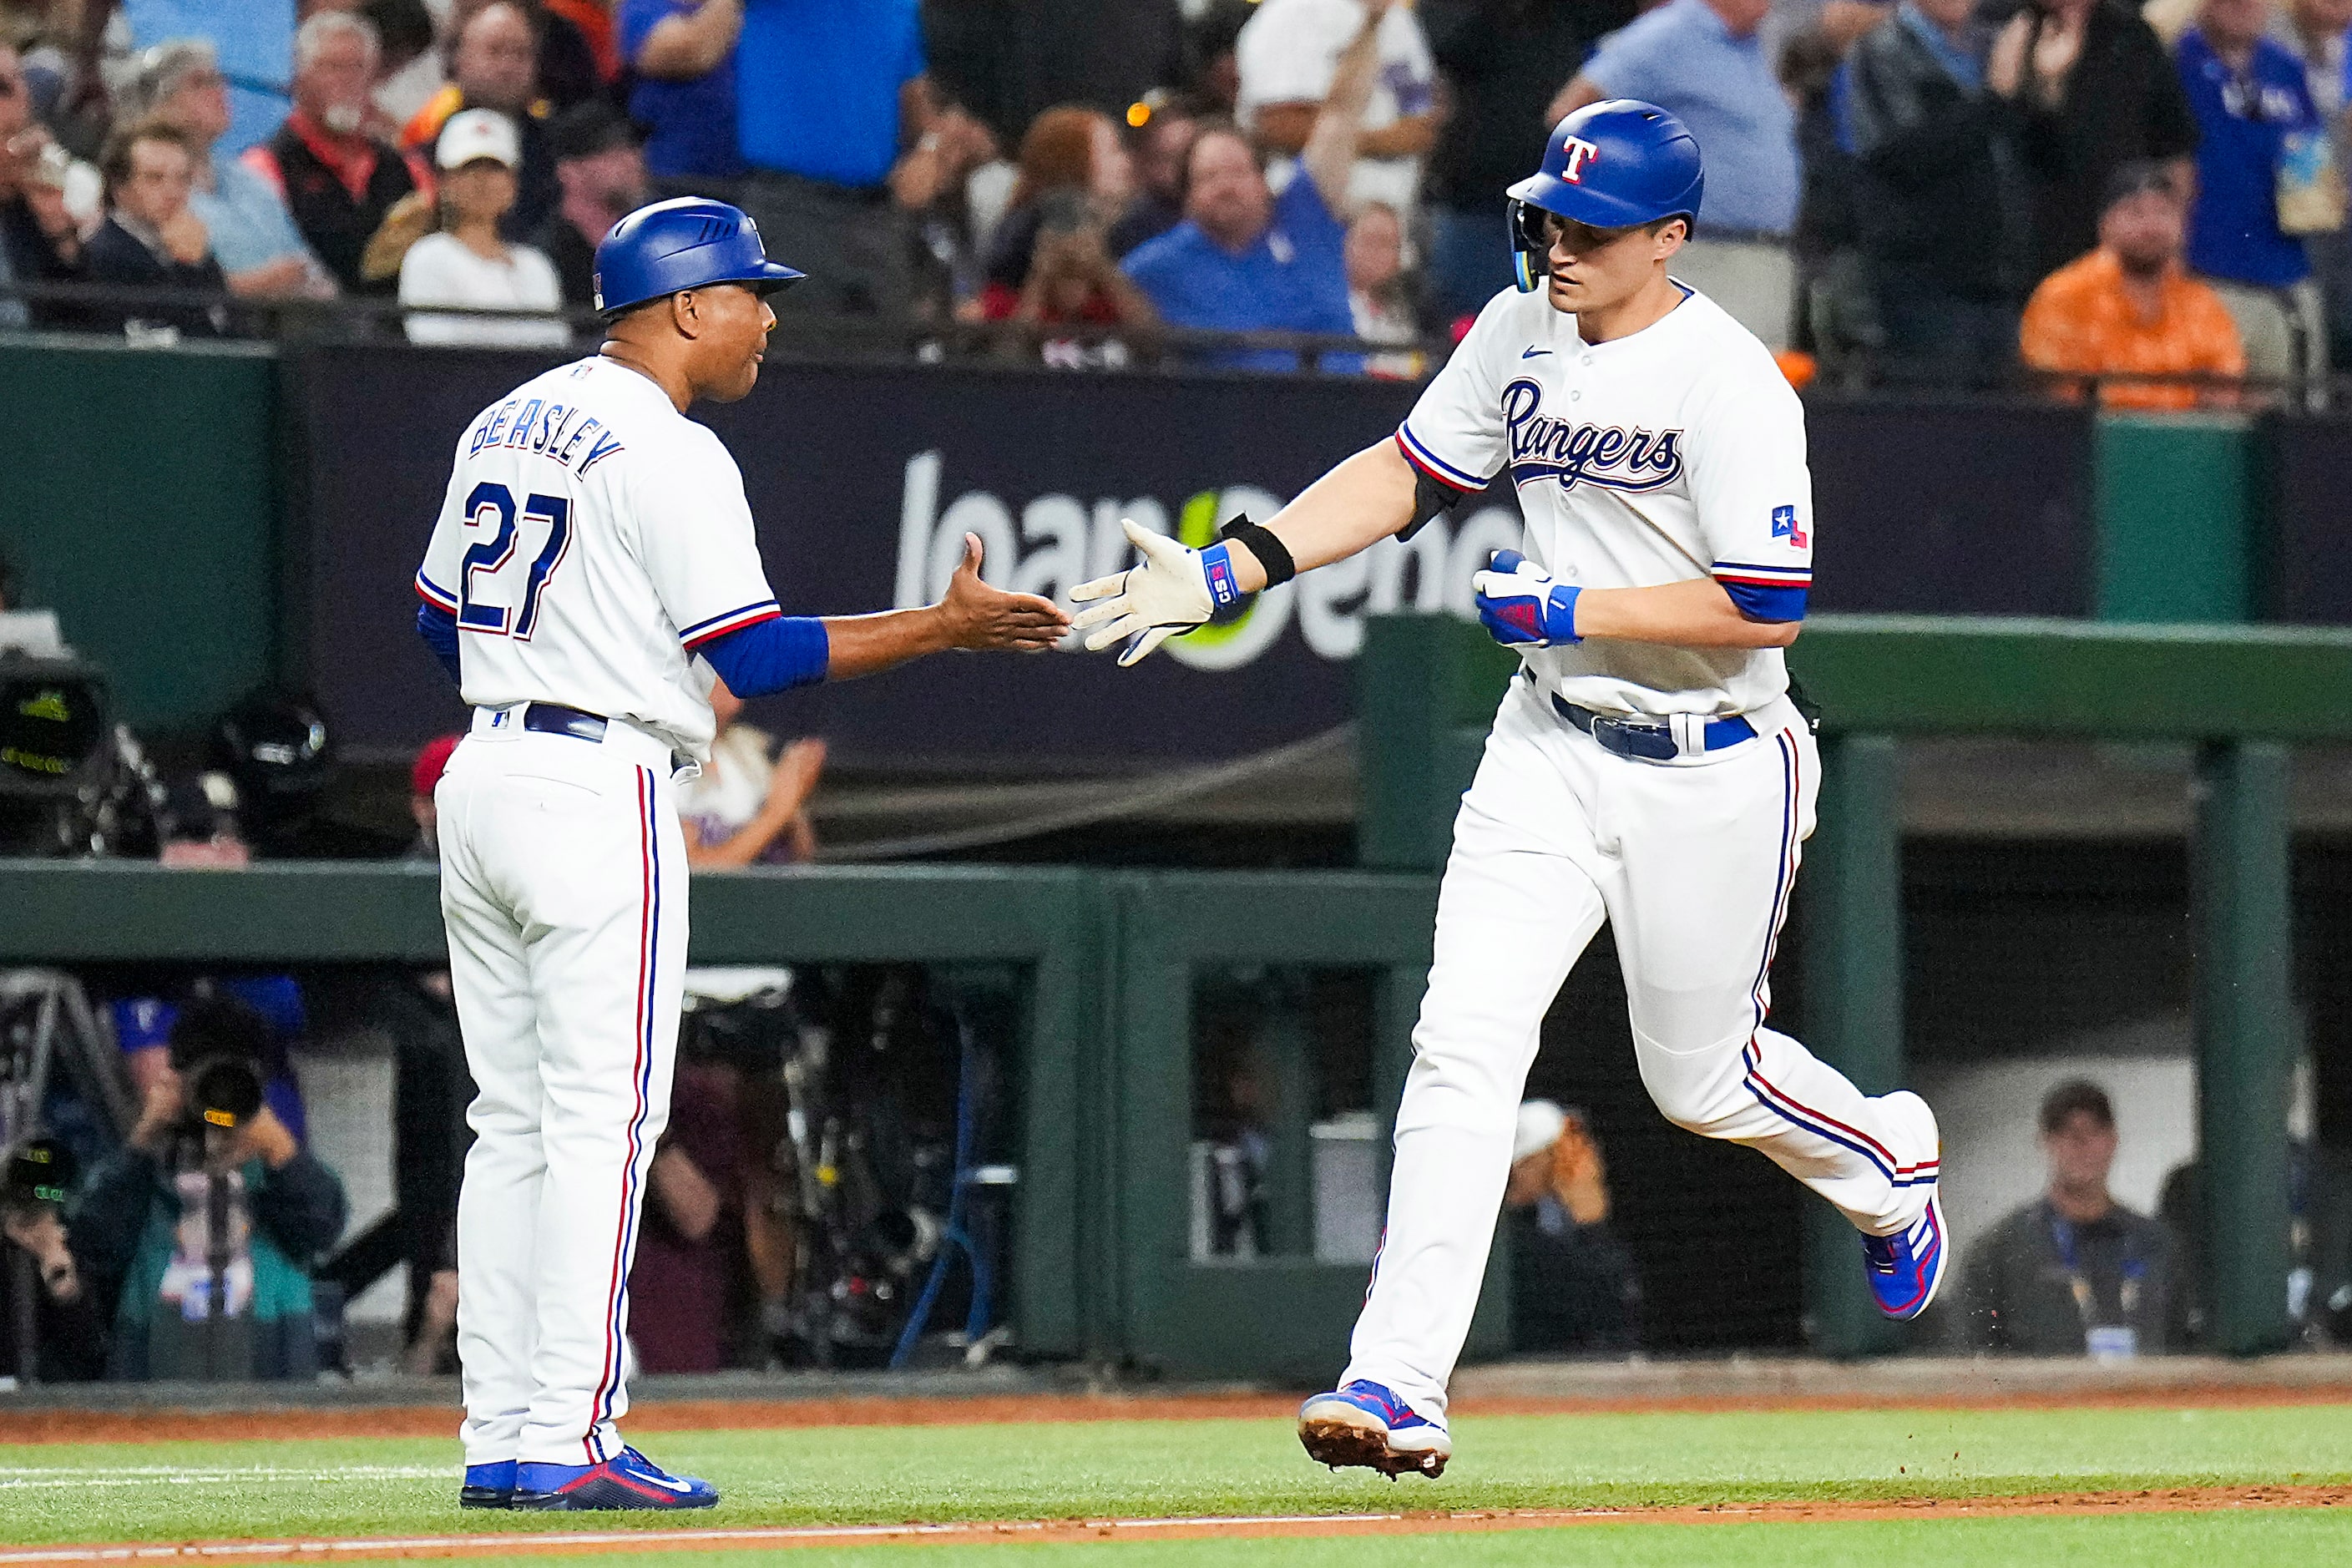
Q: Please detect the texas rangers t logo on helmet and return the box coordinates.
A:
[1559,138,1601,184]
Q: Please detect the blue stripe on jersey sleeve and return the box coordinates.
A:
[417,599,462,685]
[701,615,830,696]
[1721,580,1808,622]
[1394,425,1490,492]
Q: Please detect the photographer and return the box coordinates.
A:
[977,190,1161,370]
[0,1141,109,1383]
[71,997,346,1382]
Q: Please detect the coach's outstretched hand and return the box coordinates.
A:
[938,533,1072,652]
[1070,518,1222,667]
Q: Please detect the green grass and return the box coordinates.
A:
[364,1513,2352,1568]
[4,1405,2347,1551]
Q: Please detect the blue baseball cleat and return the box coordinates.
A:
[512,1447,719,1510]
[459,1460,515,1509]
[1297,1380,1451,1478]
[1864,1187,1948,1319]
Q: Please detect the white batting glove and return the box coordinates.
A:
[1069,518,1247,667]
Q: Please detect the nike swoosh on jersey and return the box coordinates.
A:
[1521,346,1552,358]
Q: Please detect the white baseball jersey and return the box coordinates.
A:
[1236,0,1436,213]
[414,355,781,761]
[1329,281,1941,1434]
[1394,282,1813,719]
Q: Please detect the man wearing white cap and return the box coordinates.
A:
[1502,1100,1640,1353]
[399,109,568,348]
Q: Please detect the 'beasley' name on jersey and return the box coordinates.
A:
[1500,377,1683,494]
[465,389,627,476]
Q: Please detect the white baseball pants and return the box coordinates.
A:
[1343,680,1939,1419]
[437,711,689,1468]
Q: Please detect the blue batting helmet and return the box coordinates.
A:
[592,196,804,318]
[1506,100,1703,291]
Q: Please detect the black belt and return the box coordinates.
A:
[521,701,608,741]
[1550,693,1755,761]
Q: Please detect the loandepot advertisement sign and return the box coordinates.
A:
[304,349,2090,764]
[889,450,1521,670]
[303,349,1485,763]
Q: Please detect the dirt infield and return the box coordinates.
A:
[5,1384,2350,1447]
[3,1488,2344,1563]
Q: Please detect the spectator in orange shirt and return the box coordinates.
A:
[400,1,565,240]
[2019,160,2244,410]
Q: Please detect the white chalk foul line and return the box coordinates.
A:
[0,1515,1437,1565]
[0,1469,453,1490]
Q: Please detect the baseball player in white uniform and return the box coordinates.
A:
[1071,103,1947,1477]
[412,198,1067,1510]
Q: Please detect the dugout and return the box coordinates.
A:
[1358,613,2352,1360]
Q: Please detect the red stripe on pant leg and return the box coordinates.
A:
[584,769,654,1460]
[1743,1038,1905,1171]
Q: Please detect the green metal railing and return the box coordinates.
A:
[7,609,2340,1372]
[0,859,1455,1377]
[0,860,1113,1362]
[1355,611,2352,1357]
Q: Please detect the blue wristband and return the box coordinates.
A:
[1200,542,1243,609]
[1548,584,1582,644]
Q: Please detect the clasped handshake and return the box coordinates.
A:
[1061,519,1578,667]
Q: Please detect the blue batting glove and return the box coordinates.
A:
[1471,550,1581,648]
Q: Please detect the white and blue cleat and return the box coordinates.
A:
[1862,1091,1949,1320]
[512,1447,719,1510]
[1297,1380,1452,1478]
[1864,1187,1948,1319]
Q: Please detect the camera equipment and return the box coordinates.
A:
[745,968,1013,1370]
[0,655,111,802]
[0,652,166,858]
[166,995,272,1133]
[3,1137,75,1214]
[211,690,332,813]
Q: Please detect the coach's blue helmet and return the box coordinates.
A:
[1506,100,1703,292]
[592,196,804,319]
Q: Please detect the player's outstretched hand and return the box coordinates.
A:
[1470,548,1583,648]
[1069,518,1221,667]
[938,533,1072,653]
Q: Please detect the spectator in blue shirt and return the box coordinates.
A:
[618,0,745,200]
[1122,0,1387,371]
[1549,0,1800,239]
[128,39,337,301]
[1546,0,1804,345]
[2176,0,2327,380]
[119,0,297,157]
[733,0,960,320]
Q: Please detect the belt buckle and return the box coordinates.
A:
[1599,715,1676,763]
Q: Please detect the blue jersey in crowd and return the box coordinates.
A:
[1579,0,1801,236]
[1123,174,1358,372]
[123,0,294,156]
[618,0,746,181]
[736,0,923,190]
[2177,28,2319,288]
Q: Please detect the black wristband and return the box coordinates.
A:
[1218,515,1297,588]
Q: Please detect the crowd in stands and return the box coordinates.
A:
[7,0,2352,388]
